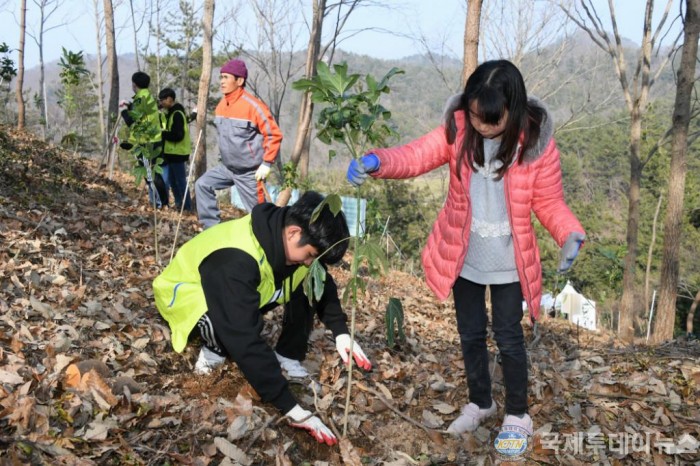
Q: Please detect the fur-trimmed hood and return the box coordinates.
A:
[442,93,554,164]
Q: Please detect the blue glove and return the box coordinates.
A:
[347,154,380,187]
[558,232,585,273]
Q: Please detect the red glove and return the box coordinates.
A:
[286,405,337,446]
[112,136,119,145]
[335,334,372,370]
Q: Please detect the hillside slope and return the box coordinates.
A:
[0,127,698,465]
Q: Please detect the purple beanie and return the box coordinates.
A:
[220,59,248,79]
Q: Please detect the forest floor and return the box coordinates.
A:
[0,126,699,466]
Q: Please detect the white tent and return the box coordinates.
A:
[554,281,597,331]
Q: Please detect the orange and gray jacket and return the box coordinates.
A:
[214,87,282,172]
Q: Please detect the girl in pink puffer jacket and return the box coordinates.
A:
[346,60,585,437]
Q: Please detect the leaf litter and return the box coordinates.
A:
[0,126,699,465]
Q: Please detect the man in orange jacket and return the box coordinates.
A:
[195,59,283,228]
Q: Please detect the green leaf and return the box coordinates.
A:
[303,260,327,305]
[325,194,343,216]
[356,239,389,276]
[385,297,405,348]
[310,194,343,223]
[376,67,405,93]
[342,276,366,305]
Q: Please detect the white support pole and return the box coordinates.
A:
[646,289,657,343]
[169,129,204,263]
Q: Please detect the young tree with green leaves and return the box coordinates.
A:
[293,61,403,435]
[56,48,99,151]
[0,43,17,124]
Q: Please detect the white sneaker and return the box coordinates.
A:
[275,352,309,378]
[194,346,226,375]
[502,413,533,436]
[446,401,497,434]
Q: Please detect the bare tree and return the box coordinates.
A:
[275,0,326,207]
[193,0,215,184]
[223,0,378,185]
[128,0,141,70]
[16,0,26,130]
[462,0,483,85]
[645,193,663,313]
[482,0,574,99]
[92,0,106,150]
[652,0,699,343]
[103,0,118,123]
[687,288,700,335]
[238,0,304,123]
[103,0,119,168]
[26,0,66,139]
[561,0,681,340]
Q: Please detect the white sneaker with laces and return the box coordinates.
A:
[446,401,497,434]
[194,346,226,375]
[502,413,533,436]
[275,352,309,378]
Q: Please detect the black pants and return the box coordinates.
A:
[453,278,528,415]
[275,290,315,361]
[197,288,314,361]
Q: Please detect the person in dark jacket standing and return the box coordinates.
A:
[158,88,192,211]
[152,191,371,446]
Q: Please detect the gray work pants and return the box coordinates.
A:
[195,164,258,229]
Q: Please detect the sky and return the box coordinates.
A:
[0,0,683,70]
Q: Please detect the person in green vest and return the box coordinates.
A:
[153,191,372,446]
[119,71,167,208]
[158,87,192,211]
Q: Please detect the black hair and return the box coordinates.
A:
[131,71,151,89]
[452,59,544,180]
[285,191,349,265]
[158,88,176,100]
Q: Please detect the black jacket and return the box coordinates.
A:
[199,203,349,413]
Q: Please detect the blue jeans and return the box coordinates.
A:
[161,161,192,211]
[453,278,528,415]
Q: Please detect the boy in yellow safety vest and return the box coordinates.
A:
[153,191,372,446]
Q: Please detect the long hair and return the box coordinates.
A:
[451,60,544,180]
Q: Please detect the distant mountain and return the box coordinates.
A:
[18,32,677,168]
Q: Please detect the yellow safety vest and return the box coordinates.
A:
[153,215,308,352]
[127,88,164,145]
[163,108,191,156]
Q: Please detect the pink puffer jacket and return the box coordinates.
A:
[371,100,584,321]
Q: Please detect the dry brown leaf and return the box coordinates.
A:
[81,370,118,407]
[237,383,260,403]
[339,438,363,466]
[63,364,82,389]
[214,437,251,465]
[426,429,444,445]
[110,376,142,394]
[5,396,35,430]
[232,392,255,417]
[275,444,292,466]
[0,370,24,385]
